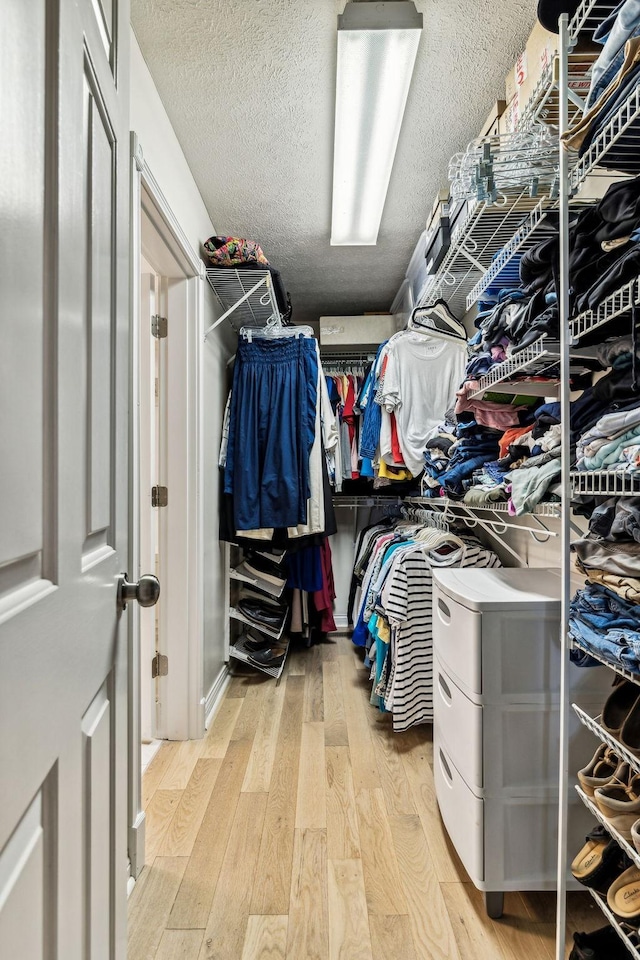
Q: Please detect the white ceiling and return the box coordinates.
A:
[131,0,538,324]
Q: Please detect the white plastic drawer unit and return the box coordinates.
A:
[432,567,562,702]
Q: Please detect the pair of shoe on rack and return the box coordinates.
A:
[233,553,287,598]
[579,745,640,846]
[570,924,635,959]
[571,824,640,926]
[237,596,287,632]
[601,680,640,758]
[239,629,286,669]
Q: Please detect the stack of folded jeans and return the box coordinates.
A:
[569,581,640,674]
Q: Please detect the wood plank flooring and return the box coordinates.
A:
[129,633,601,960]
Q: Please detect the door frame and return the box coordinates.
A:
[128,132,206,878]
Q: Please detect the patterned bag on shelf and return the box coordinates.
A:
[203,235,269,268]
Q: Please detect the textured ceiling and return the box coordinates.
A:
[131,0,538,324]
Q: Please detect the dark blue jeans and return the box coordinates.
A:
[225,336,318,531]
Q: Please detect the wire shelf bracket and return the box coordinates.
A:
[571,642,640,687]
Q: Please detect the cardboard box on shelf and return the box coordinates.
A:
[479,100,507,139]
[427,188,450,231]
[500,95,519,135]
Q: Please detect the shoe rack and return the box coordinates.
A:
[227,544,290,680]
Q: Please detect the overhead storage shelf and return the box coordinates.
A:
[417,191,552,319]
[469,337,560,398]
[465,199,551,310]
[570,469,640,496]
[571,278,640,342]
[204,268,280,337]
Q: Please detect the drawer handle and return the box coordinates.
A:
[438,673,453,704]
[439,749,454,784]
[437,597,451,625]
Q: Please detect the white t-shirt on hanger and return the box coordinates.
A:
[379,334,465,477]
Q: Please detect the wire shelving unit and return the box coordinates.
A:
[204,268,280,337]
[465,199,552,309]
[417,191,552,319]
[570,470,640,496]
[469,338,560,398]
[571,278,640,342]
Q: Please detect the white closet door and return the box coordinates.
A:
[0,1,131,958]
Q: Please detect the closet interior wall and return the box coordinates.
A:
[131,31,234,718]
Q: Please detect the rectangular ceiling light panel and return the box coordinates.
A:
[331,1,422,246]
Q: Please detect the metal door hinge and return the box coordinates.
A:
[151,485,168,507]
[152,653,168,678]
[152,315,167,339]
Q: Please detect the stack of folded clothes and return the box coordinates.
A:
[570,497,640,672]
[573,337,640,475]
[422,396,563,512]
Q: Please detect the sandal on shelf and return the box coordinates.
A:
[607,865,640,923]
[571,825,626,894]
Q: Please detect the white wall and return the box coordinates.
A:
[130,28,234,713]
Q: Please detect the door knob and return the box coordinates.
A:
[117,573,160,610]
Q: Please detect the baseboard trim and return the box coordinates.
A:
[333,615,349,630]
[204,666,231,728]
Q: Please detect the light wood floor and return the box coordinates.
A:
[129,633,602,960]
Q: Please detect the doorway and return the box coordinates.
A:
[128,144,206,879]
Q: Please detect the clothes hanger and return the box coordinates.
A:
[406,300,467,345]
[239,314,314,342]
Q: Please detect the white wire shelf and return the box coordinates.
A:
[571,278,640,342]
[570,81,640,193]
[229,633,289,680]
[417,191,552,319]
[229,605,286,641]
[520,51,598,132]
[230,565,285,599]
[573,704,640,776]
[571,470,640,496]
[569,1,623,46]
[408,496,561,519]
[204,268,280,336]
[571,642,640,687]
[586,889,640,960]
[469,337,560,398]
[465,199,552,309]
[575,785,640,870]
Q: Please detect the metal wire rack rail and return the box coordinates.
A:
[570,470,640,495]
[470,337,560,398]
[204,268,280,337]
[417,191,552,319]
[571,278,640,342]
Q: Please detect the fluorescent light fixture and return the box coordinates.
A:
[331,1,422,246]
